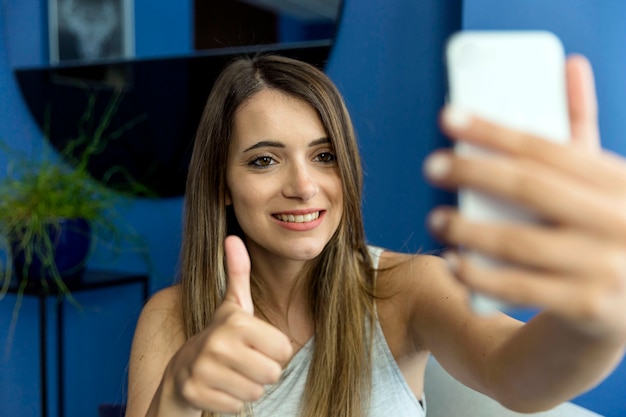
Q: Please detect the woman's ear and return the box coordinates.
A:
[225,190,232,206]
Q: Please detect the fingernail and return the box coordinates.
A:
[443,251,460,274]
[443,106,473,129]
[427,209,449,232]
[423,153,451,180]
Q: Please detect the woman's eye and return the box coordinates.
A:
[315,152,336,164]
[249,156,276,168]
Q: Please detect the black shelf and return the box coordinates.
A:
[13,41,333,198]
[10,269,150,297]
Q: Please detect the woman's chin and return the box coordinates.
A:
[287,245,325,261]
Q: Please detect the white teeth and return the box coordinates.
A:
[276,212,320,223]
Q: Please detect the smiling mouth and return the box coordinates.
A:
[273,211,321,223]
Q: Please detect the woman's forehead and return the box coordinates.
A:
[232,90,327,145]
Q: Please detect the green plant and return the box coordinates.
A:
[0,92,151,349]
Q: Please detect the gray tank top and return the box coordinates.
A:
[249,246,426,417]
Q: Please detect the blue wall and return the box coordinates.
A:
[327,1,458,253]
[0,0,624,416]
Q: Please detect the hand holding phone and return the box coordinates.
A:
[445,31,571,314]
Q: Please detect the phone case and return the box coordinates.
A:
[445,31,570,314]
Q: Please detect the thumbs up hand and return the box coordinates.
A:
[223,235,255,315]
[165,236,293,414]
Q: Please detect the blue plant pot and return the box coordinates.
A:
[11,218,92,285]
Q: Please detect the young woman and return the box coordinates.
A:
[125,54,626,417]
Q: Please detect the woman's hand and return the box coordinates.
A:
[163,236,293,414]
[423,55,626,342]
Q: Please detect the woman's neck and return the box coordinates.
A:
[250,260,314,348]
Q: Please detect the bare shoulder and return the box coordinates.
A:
[127,285,185,414]
[129,284,186,374]
[375,248,519,345]
[376,250,461,314]
[377,250,448,281]
[375,250,457,352]
[134,284,185,349]
[377,249,523,391]
[381,251,474,341]
[371,250,449,395]
[141,284,183,317]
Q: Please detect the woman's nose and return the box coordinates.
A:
[282,163,319,201]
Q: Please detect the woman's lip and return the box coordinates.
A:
[272,209,324,216]
[272,210,326,231]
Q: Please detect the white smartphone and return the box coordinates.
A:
[445,31,571,314]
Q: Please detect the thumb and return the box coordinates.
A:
[224,235,254,314]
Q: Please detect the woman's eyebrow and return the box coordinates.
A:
[243,137,330,153]
[309,137,331,147]
[243,140,284,152]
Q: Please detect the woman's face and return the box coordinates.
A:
[226,89,343,264]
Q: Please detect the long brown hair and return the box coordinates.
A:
[180,55,376,417]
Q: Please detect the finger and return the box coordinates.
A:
[224,235,254,314]
[423,152,626,240]
[446,251,626,336]
[437,107,626,192]
[207,320,290,381]
[181,381,247,414]
[428,208,621,277]
[236,316,294,364]
[566,55,600,150]
[445,250,579,310]
[209,309,293,366]
[193,359,266,402]
[226,343,286,384]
